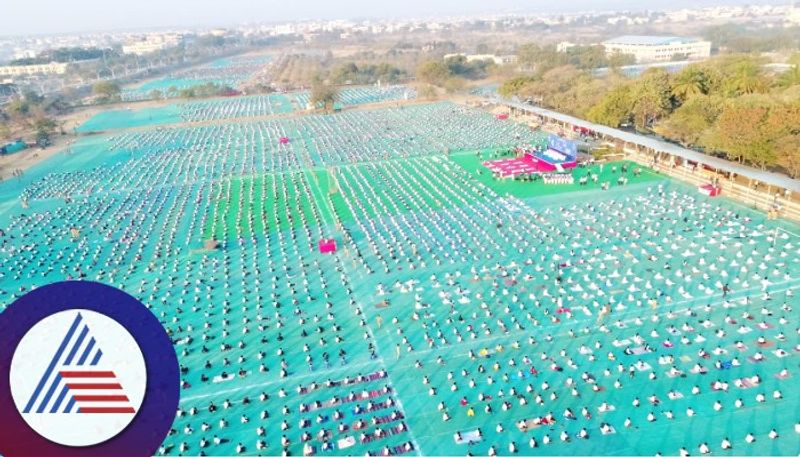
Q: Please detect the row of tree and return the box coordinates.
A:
[416,55,497,93]
[92,81,122,102]
[158,82,238,100]
[516,44,636,72]
[309,78,339,112]
[329,62,406,85]
[1,91,66,145]
[500,54,800,177]
[9,47,108,66]
[704,24,800,54]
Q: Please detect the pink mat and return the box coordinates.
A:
[698,184,721,197]
[483,153,577,177]
[483,155,552,176]
[318,238,337,253]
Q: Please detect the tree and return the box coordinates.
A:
[564,78,617,118]
[331,62,360,84]
[496,50,800,177]
[310,80,338,112]
[704,97,787,168]
[587,85,634,127]
[607,52,636,69]
[630,69,673,130]
[515,43,540,71]
[777,134,800,178]
[43,95,70,115]
[443,77,465,94]
[6,98,30,120]
[513,66,581,106]
[723,60,768,96]
[498,76,538,98]
[702,23,800,54]
[567,45,608,70]
[778,65,800,88]
[416,60,450,86]
[330,62,405,85]
[179,88,197,98]
[655,95,723,147]
[33,116,57,145]
[417,84,437,99]
[543,69,601,114]
[515,43,566,73]
[92,81,121,102]
[443,55,494,79]
[671,67,713,102]
[706,104,763,164]
[23,91,44,106]
[372,63,405,83]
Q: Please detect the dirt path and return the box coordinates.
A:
[0,134,78,179]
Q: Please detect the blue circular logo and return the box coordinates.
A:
[0,281,179,456]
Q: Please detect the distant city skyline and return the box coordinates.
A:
[3,0,788,36]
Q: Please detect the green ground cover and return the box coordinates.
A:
[450,150,665,199]
[203,172,322,240]
[1,101,798,457]
[76,105,183,132]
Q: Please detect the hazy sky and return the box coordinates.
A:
[4,0,783,36]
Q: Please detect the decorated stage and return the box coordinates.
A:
[483,154,577,177]
[482,134,579,178]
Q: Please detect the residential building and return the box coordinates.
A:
[122,34,182,56]
[0,62,69,77]
[602,35,711,63]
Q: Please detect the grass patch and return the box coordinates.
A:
[203,172,324,240]
[450,150,664,199]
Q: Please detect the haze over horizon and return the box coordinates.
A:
[4,0,787,36]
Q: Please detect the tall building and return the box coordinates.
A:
[122,34,182,56]
[602,35,711,63]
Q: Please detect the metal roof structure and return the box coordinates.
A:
[602,35,701,46]
[502,100,800,192]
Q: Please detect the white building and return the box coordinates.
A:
[556,41,577,53]
[122,34,182,56]
[602,35,711,63]
[0,62,68,77]
[443,53,518,65]
[12,49,38,60]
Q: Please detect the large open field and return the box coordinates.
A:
[1,99,798,456]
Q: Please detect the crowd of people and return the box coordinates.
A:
[1,98,798,455]
[328,156,800,455]
[176,86,416,123]
[122,54,273,102]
